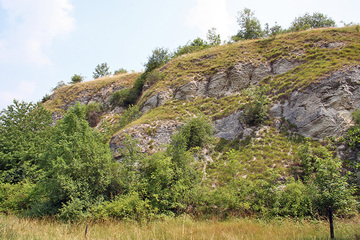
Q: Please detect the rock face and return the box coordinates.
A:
[134,63,360,150]
[213,111,244,140]
[60,83,126,112]
[110,120,181,157]
[270,66,360,139]
[141,91,173,113]
[171,59,300,101]
[142,58,301,113]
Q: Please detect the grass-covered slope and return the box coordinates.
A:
[127,26,360,129]
[44,72,140,113]
[143,26,360,99]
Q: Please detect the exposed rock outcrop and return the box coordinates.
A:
[110,120,181,157]
[270,66,360,139]
[172,59,300,101]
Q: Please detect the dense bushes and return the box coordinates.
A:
[0,101,52,183]
[0,100,358,221]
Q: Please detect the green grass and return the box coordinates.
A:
[44,72,140,112]
[1,214,359,240]
[140,26,360,106]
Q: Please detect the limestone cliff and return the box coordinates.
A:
[43,26,360,155]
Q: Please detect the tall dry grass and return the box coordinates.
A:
[1,214,359,240]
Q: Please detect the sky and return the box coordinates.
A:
[0,0,359,111]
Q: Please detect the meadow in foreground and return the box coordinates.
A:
[1,214,360,240]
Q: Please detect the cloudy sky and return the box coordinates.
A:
[0,0,359,111]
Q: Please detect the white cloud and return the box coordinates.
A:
[0,0,75,66]
[0,81,36,108]
[186,0,235,41]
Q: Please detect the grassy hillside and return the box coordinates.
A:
[44,72,140,112]
[2,26,357,224]
[141,26,360,103]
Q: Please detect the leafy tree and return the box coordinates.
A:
[69,74,84,84]
[206,27,221,46]
[233,8,263,41]
[296,141,356,216]
[264,22,284,39]
[32,103,120,219]
[93,62,111,79]
[289,12,335,32]
[144,47,170,73]
[113,68,128,75]
[0,100,52,183]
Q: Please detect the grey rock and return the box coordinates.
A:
[141,91,172,113]
[271,66,360,139]
[272,58,301,75]
[214,111,244,140]
[207,72,229,97]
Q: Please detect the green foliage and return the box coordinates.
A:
[69,74,84,84]
[243,85,269,126]
[118,105,141,129]
[170,116,214,151]
[206,27,221,46]
[144,48,170,73]
[41,94,51,103]
[173,38,209,58]
[272,179,317,217]
[0,181,35,214]
[289,12,335,32]
[144,70,165,87]
[234,8,263,41]
[0,100,52,183]
[84,102,103,127]
[31,103,120,218]
[93,62,111,79]
[351,109,360,125]
[113,68,128,75]
[91,192,154,221]
[347,126,360,151]
[264,22,284,39]
[110,88,131,107]
[296,141,356,216]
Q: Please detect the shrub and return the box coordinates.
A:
[144,48,170,73]
[171,116,214,151]
[113,68,128,75]
[91,192,154,221]
[173,38,209,58]
[110,88,131,107]
[69,74,84,84]
[243,85,269,126]
[118,105,141,129]
[85,102,103,127]
[0,181,35,214]
[296,141,356,216]
[289,12,335,32]
[351,109,360,125]
[41,94,51,103]
[31,103,120,217]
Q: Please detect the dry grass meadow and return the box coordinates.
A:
[1,214,360,240]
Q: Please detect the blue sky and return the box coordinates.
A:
[0,0,359,111]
